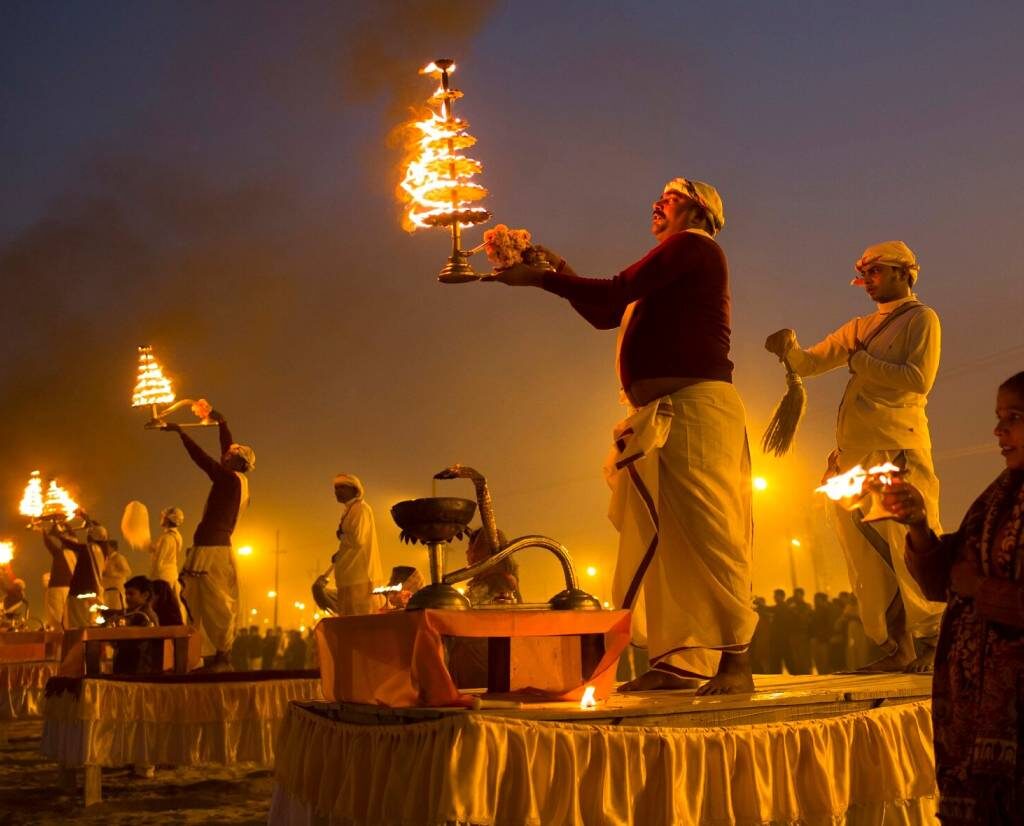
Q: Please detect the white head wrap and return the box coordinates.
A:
[226,443,255,471]
[160,507,184,527]
[663,178,725,235]
[853,240,920,286]
[87,524,108,542]
[333,473,364,498]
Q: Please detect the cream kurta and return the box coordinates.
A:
[787,295,944,645]
[332,499,384,617]
[149,527,182,585]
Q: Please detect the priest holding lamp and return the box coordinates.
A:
[163,401,255,672]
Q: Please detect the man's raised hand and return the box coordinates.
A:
[764,329,797,360]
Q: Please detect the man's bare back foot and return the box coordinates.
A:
[856,648,915,673]
[695,651,754,696]
[618,668,700,692]
[904,638,937,673]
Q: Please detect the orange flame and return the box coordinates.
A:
[815,462,901,505]
[43,480,79,520]
[580,685,597,709]
[18,471,44,519]
[0,541,13,565]
[132,345,175,408]
[399,60,490,232]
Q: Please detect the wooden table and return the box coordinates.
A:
[59,625,197,676]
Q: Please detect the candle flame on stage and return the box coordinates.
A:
[815,462,902,506]
[580,685,597,709]
[399,60,490,232]
[132,345,175,407]
[19,471,44,519]
[0,541,13,565]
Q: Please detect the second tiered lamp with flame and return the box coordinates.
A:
[401,59,491,283]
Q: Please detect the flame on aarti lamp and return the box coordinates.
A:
[815,462,901,505]
[399,60,490,232]
[19,471,44,519]
[580,685,597,709]
[0,541,14,565]
[132,345,175,408]
[43,480,79,520]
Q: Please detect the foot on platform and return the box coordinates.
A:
[618,668,700,692]
[193,652,233,674]
[856,650,915,673]
[904,638,937,673]
[696,651,754,696]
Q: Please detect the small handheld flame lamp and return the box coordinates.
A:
[401,59,492,283]
[0,541,14,566]
[816,462,905,523]
[132,345,215,429]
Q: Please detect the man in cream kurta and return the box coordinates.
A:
[765,240,944,670]
[330,474,385,616]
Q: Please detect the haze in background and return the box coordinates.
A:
[3,1,1022,624]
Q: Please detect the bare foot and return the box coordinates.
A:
[904,639,937,673]
[856,650,915,673]
[696,651,754,696]
[618,668,701,692]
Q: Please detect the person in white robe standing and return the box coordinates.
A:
[765,240,944,671]
[330,474,384,617]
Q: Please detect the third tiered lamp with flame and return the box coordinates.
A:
[400,59,491,282]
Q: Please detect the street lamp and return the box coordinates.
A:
[753,476,768,492]
[787,538,800,592]
[585,565,597,577]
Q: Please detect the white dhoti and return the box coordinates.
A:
[44,586,69,630]
[181,545,239,656]
[829,448,944,648]
[606,383,756,678]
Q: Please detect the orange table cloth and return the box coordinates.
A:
[316,609,631,708]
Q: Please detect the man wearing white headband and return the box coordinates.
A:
[328,473,384,616]
[489,177,756,695]
[164,405,253,671]
[52,517,106,628]
[765,240,943,671]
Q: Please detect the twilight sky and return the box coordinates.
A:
[2,1,1023,623]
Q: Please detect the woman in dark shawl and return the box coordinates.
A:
[883,371,1024,823]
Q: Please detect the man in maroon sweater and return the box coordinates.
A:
[164,409,254,671]
[490,178,755,694]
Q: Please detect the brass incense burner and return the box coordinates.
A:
[391,465,601,611]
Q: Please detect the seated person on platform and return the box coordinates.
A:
[447,527,522,689]
[383,565,425,609]
[1,579,29,628]
[880,371,1024,823]
[112,575,161,674]
[464,528,522,606]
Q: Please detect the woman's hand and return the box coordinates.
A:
[484,263,546,287]
[876,478,928,526]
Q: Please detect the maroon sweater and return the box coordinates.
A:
[180,421,243,547]
[541,230,734,388]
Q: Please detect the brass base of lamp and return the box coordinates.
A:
[406,583,472,611]
[438,252,479,283]
[548,588,603,611]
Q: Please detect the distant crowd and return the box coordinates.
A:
[229,625,317,672]
[749,587,883,675]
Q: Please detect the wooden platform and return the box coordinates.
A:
[316,672,932,729]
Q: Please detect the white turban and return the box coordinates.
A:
[87,524,108,542]
[853,240,920,286]
[333,473,364,497]
[227,443,255,471]
[663,178,725,234]
[160,507,184,527]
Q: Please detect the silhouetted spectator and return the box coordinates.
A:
[282,629,307,670]
[750,596,772,674]
[787,588,813,674]
[768,589,790,673]
[810,592,834,674]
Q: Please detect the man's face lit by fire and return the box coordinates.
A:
[651,190,698,241]
[995,387,1024,471]
[125,586,148,611]
[857,263,911,304]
